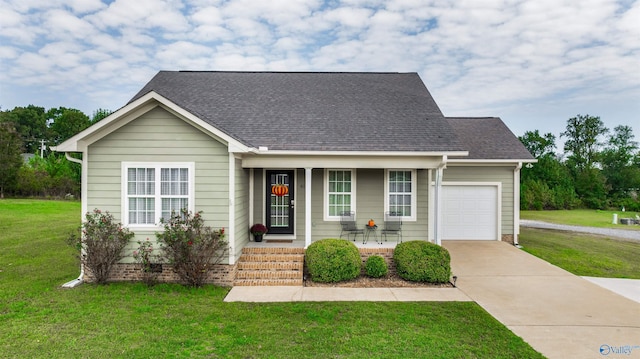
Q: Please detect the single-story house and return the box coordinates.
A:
[54,71,534,286]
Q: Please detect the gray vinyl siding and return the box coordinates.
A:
[442,166,514,235]
[86,106,230,263]
[308,168,430,242]
[233,159,250,261]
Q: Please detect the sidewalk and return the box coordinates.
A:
[224,286,471,302]
[582,276,640,303]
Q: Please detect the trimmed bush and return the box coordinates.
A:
[393,240,451,283]
[364,255,388,278]
[305,239,361,283]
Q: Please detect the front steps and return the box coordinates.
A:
[233,247,305,286]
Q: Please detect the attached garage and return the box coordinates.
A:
[441,183,500,240]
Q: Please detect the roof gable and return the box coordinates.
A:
[129,71,465,152]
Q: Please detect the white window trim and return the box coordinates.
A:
[121,162,195,229]
[384,169,417,222]
[323,169,356,221]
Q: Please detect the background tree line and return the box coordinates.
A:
[2,107,638,211]
[0,105,112,199]
[520,114,640,211]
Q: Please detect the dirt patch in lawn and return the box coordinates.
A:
[305,274,453,288]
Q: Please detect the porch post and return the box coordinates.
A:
[305,167,312,248]
[434,162,445,246]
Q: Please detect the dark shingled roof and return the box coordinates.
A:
[447,117,534,160]
[129,71,466,152]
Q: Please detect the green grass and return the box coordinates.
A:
[521,209,640,230]
[519,228,640,279]
[0,199,544,358]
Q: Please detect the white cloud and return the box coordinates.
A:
[65,0,106,14]
[42,9,97,40]
[87,0,190,33]
[0,0,637,143]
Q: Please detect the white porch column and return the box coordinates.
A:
[249,168,254,228]
[305,167,313,248]
[434,164,445,246]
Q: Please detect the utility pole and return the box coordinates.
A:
[40,139,46,157]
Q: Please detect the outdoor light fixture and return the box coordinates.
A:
[452,275,457,287]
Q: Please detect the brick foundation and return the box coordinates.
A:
[357,248,396,276]
[83,263,237,287]
[82,244,458,286]
[501,234,514,244]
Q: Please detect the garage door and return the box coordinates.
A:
[442,185,498,240]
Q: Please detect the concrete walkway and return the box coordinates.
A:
[224,286,471,302]
[444,241,640,359]
[582,276,640,304]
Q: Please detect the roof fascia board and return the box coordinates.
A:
[246,150,469,157]
[52,91,251,153]
[52,92,165,152]
[242,154,446,169]
[78,102,159,151]
[447,159,538,166]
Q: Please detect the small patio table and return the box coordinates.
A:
[364,225,380,244]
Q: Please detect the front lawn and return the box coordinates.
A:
[519,227,640,279]
[0,199,543,358]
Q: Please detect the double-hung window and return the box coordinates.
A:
[123,162,194,226]
[385,169,416,220]
[325,169,355,220]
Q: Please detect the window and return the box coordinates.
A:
[123,162,194,226]
[386,169,416,220]
[325,169,355,220]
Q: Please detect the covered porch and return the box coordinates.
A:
[237,151,457,252]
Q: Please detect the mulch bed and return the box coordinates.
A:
[305,273,453,288]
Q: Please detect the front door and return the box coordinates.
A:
[266,170,294,234]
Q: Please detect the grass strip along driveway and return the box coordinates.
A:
[521,209,640,230]
[519,228,640,279]
[0,200,543,358]
[520,209,640,279]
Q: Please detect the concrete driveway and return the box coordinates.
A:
[443,241,640,359]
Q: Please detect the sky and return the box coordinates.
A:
[1,0,639,151]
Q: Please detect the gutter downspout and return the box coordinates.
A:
[513,162,522,247]
[62,152,85,288]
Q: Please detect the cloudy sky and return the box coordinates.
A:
[1,0,639,149]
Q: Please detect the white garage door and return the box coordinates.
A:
[442,185,498,240]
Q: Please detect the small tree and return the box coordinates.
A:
[68,209,134,284]
[0,122,23,198]
[156,209,228,287]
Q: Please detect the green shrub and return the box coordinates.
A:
[393,241,451,283]
[305,239,361,283]
[156,209,228,287]
[364,255,388,278]
[67,209,135,284]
